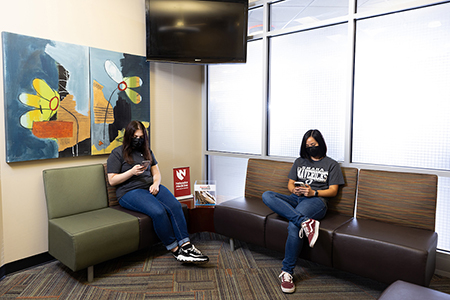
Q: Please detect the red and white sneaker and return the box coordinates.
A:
[279,271,295,293]
[301,218,320,248]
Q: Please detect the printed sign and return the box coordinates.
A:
[194,180,216,207]
[173,167,191,199]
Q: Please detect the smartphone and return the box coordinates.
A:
[140,160,151,169]
[294,181,305,187]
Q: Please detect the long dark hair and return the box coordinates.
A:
[299,129,327,160]
[122,120,151,165]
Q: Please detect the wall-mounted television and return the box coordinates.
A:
[145,0,248,64]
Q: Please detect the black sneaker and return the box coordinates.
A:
[172,247,182,261]
[175,243,209,264]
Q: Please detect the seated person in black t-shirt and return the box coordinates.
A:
[107,120,208,264]
[262,129,344,294]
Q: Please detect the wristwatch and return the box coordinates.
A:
[314,190,319,197]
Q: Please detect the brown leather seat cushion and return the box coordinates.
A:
[214,197,274,248]
[333,218,437,286]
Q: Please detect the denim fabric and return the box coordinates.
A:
[262,191,327,274]
[119,185,190,251]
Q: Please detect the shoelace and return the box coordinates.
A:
[190,245,202,255]
[301,219,313,237]
[184,244,202,255]
[299,227,304,238]
[279,272,293,283]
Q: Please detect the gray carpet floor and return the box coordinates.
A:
[1,232,449,299]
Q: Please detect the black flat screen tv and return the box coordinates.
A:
[145,0,248,64]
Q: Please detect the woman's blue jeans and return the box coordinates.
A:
[119,185,190,251]
[262,191,327,274]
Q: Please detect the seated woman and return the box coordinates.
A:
[262,129,344,293]
[107,120,208,264]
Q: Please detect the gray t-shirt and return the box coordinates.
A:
[107,145,158,200]
[288,156,345,200]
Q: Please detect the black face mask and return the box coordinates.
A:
[306,146,320,158]
[131,137,144,149]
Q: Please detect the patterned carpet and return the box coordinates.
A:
[1,232,450,299]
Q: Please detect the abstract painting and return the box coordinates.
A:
[90,47,150,155]
[2,32,150,162]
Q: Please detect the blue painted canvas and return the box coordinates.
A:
[2,32,90,162]
[90,47,150,155]
[2,32,150,162]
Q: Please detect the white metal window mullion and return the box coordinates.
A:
[261,1,270,158]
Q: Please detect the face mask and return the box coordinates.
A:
[306,146,320,158]
[131,137,144,149]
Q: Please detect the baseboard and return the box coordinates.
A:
[0,252,55,278]
[436,251,450,278]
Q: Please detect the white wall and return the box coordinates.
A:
[0,0,203,267]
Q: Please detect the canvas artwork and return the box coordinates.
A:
[90,47,150,155]
[2,32,150,163]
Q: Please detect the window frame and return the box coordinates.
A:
[205,0,450,256]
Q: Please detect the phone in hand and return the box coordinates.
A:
[294,181,305,187]
[140,160,151,169]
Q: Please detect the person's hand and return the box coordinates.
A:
[149,183,159,195]
[131,164,145,176]
[293,186,303,196]
[299,185,312,197]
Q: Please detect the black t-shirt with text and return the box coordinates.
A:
[107,145,158,200]
[288,156,345,200]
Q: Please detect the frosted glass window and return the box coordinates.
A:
[208,40,263,154]
[437,177,450,251]
[270,0,348,31]
[357,0,421,13]
[208,155,248,204]
[353,4,450,170]
[248,6,264,35]
[269,24,347,160]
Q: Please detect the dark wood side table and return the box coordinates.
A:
[178,197,215,233]
[188,206,215,233]
[178,197,195,209]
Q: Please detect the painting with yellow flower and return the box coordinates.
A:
[90,47,150,155]
[2,32,150,163]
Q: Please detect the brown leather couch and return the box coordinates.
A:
[214,158,438,286]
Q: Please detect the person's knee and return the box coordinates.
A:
[151,208,167,219]
[119,197,138,211]
[262,191,274,204]
[157,187,182,210]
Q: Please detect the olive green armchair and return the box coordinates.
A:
[43,164,139,282]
